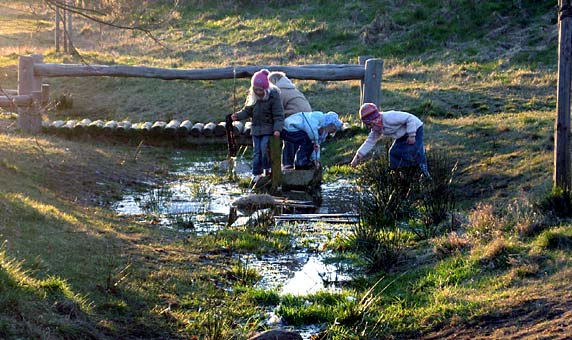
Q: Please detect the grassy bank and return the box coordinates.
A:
[1,0,570,339]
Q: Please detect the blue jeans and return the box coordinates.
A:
[282,140,297,167]
[252,135,270,176]
[281,130,313,167]
[389,126,429,175]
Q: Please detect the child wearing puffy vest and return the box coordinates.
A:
[351,103,430,178]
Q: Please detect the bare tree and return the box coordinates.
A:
[43,0,181,54]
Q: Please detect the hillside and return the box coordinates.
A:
[0,1,570,339]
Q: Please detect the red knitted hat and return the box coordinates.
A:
[359,103,380,122]
[251,69,270,89]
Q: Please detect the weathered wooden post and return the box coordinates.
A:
[270,136,282,191]
[17,56,41,133]
[555,0,572,190]
[358,55,373,107]
[362,58,384,108]
[31,54,43,92]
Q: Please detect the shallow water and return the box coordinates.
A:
[112,155,358,338]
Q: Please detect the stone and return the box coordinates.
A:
[248,329,303,340]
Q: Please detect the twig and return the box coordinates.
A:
[33,137,54,169]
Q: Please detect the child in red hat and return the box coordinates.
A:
[351,103,430,178]
[232,69,284,184]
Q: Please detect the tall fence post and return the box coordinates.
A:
[358,55,373,108]
[31,54,43,92]
[362,58,383,108]
[270,136,282,192]
[18,55,41,133]
[555,0,572,190]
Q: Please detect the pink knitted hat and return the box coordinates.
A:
[359,103,380,123]
[251,69,270,89]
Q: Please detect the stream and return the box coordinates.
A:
[112,153,358,338]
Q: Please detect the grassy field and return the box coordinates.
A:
[1,0,571,339]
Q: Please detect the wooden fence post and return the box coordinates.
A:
[554,0,572,190]
[31,54,43,92]
[18,55,33,96]
[270,136,282,191]
[362,58,384,108]
[18,56,41,133]
[358,55,373,107]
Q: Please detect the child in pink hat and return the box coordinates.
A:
[351,103,430,178]
[231,69,284,184]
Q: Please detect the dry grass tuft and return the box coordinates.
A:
[433,231,471,259]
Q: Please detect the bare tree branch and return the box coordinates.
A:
[43,0,176,51]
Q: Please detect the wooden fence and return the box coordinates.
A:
[2,54,383,134]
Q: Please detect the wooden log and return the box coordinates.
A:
[233,120,244,135]
[139,121,153,134]
[117,120,131,134]
[244,121,252,136]
[64,120,78,134]
[203,122,216,137]
[164,119,181,135]
[191,122,204,137]
[34,63,365,81]
[74,118,91,133]
[0,95,33,108]
[214,121,227,137]
[103,120,118,134]
[274,213,359,223]
[51,120,66,128]
[177,120,193,136]
[87,119,104,134]
[151,121,167,135]
[64,119,77,128]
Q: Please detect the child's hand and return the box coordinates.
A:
[231,113,238,121]
[407,135,416,145]
[273,130,281,137]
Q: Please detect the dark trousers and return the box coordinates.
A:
[281,130,313,167]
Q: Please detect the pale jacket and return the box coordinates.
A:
[356,110,423,157]
[275,77,312,117]
[283,111,331,161]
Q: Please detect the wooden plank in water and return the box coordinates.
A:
[274,213,359,223]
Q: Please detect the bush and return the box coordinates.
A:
[536,186,572,218]
[417,149,458,238]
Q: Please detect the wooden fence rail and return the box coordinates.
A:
[9,54,383,135]
[34,63,367,81]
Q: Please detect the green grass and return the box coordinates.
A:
[0,0,570,339]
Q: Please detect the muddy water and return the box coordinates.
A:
[112,155,358,338]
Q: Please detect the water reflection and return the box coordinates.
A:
[112,156,358,338]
